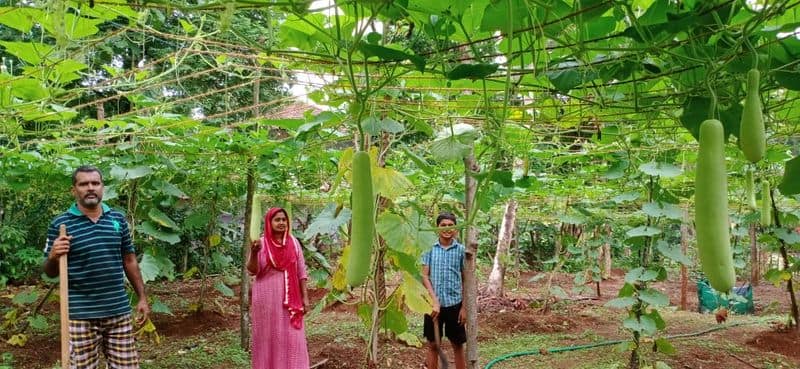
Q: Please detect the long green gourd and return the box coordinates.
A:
[346,151,374,287]
[249,194,262,242]
[695,119,735,292]
[745,170,757,210]
[761,181,772,227]
[739,69,765,163]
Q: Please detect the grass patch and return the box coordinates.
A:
[140,330,248,369]
[478,333,558,360]
[306,312,364,340]
[481,343,626,369]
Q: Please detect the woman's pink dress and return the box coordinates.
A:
[251,240,309,369]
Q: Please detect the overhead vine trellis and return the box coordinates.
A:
[1,0,799,151]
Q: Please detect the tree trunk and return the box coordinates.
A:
[463,153,479,369]
[366,135,391,367]
[513,223,521,288]
[486,200,517,297]
[240,166,256,350]
[750,223,760,286]
[680,214,690,311]
[126,179,139,243]
[599,225,612,280]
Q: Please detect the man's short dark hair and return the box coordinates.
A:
[436,212,457,226]
[72,165,103,185]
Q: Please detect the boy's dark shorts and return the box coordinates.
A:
[423,302,466,345]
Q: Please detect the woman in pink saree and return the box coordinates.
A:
[247,207,310,369]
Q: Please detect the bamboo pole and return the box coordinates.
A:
[58,224,69,369]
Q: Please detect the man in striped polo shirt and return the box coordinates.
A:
[421,212,466,369]
[43,166,149,369]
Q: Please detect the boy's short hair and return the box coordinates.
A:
[436,212,457,225]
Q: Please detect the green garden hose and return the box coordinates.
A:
[483,319,774,369]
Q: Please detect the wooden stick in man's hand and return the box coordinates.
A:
[58,224,69,369]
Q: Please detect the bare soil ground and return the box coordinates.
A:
[2,269,799,369]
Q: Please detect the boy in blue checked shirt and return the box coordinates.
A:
[421,212,466,369]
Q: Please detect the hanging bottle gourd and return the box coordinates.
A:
[346,151,374,287]
[249,194,262,242]
[695,119,735,292]
[761,181,772,227]
[739,69,766,163]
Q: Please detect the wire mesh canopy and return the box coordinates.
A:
[0,0,799,157]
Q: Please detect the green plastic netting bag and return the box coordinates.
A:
[697,278,754,314]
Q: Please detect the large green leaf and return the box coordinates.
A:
[646,309,667,330]
[150,298,173,315]
[774,68,800,91]
[559,213,587,225]
[581,16,616,39]
[445,63,499,81]
[358,43,425,72]
[655,240,691,266]
[778,156,800,196]
[625,267,660,283]
[213,280,235,297]
[151,179,188,199]
[50,59,88,83]
[479,0,527,33]
[147,208,179,230]
[765,268,792,287]
[430,123,479,160]
[397,332,423,348]
[679,96,741,141]
[388,249,421,278]
[74,0,138,20]
[26,315,48,331]
[430,136,471,161]
[642,202,683,220]
[11,290,38,305]
[304,203,351,239]
[774,228,800,245]
[139,221,180,245]
[139,253,162,283]
[373,165,412,200]
[654,338,676,355]
[612,191,640,203]
[400,146,434,174]
[623,315,657,335]
[40,13,104,39]
[10,78,49,101]
[381,302,408,334]
[402,272,432,314]
[578,0,614,20]
[0,7,44,32]
[626,226,662,239]
[637,0,670,25]
[376,213,410,251]
[0,41,53,65]
[110,165,152,180]
[605,296,637,309]
[638,162,682,178]
[546,61,597,93]
[361,117,405,136]
[639,288,669,307]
